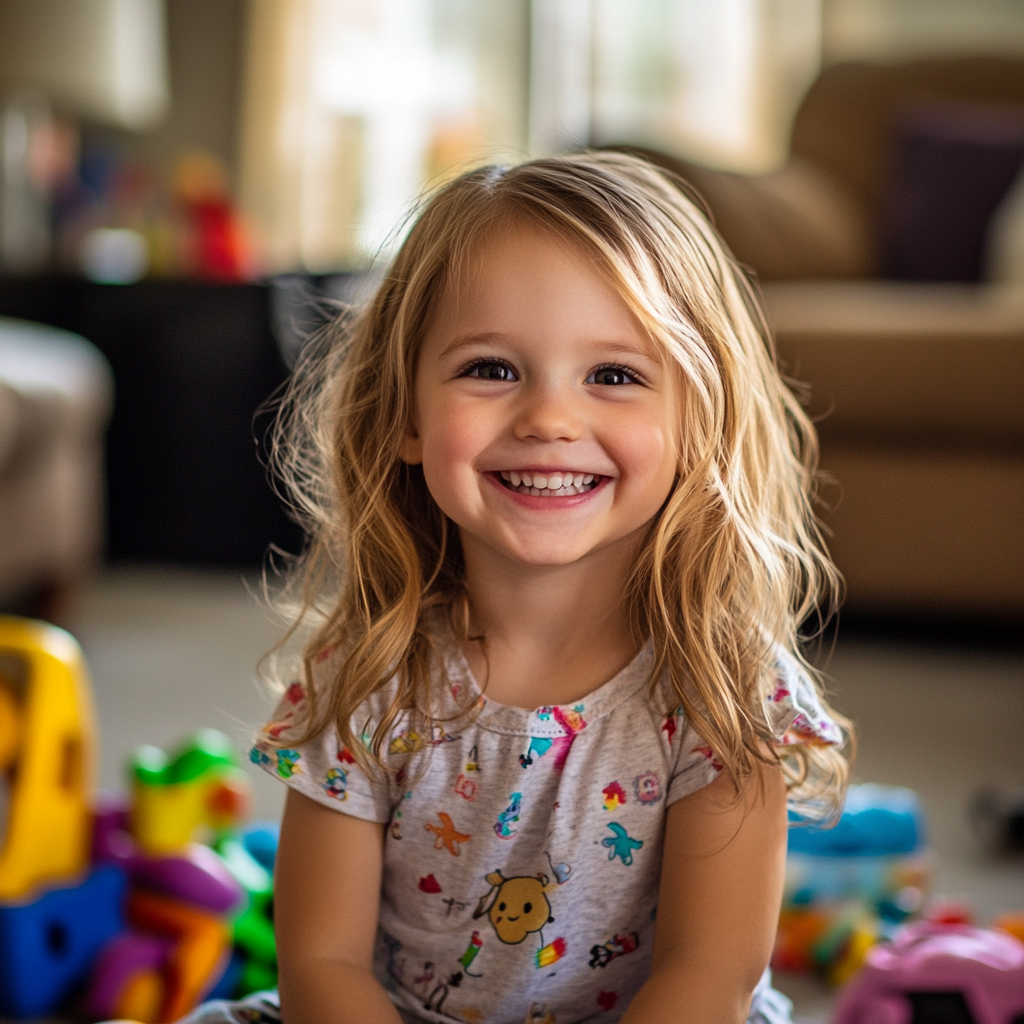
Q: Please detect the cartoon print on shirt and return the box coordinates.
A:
[545,850,572,885]
[632,771,662,805]
[458,930,484,976]
[465,745,481,772]
[249,745,301,780]
[424,971,463,1014]
[596,991,619,1011]
[694,744,724,772]
[602,822,643,865]
[519,735,553,768]
[661,706,681,743]
[534,936,567,968]
[428,724,459,746]
[494,791,522,838]
[601,781,627,811]
[389,730,424,754]
[454,773,478,801]
[425,811,472,855]
[550,705,586,771]
[418,874,442,893]
[321,766,348,800]
[589,931,640,968]
[473,870,558,946]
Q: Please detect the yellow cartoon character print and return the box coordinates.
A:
[473,870,557,945]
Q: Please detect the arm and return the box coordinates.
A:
[621,758,788,1024]
[274,788,403,1024]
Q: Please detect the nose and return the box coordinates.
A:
[513,383,584,443]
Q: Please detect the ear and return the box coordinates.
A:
[398,419,423,465]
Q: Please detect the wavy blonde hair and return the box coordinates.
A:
[269,151,851,813]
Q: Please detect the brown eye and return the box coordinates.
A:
[586,364,639,386]
[463,360,517,381]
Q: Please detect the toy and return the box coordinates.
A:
[0,616,273,1021]
[0,865,125,1017]
[126,889,232,1020]
[773,783,931,984]
[0,616,96,899]
[131,729,250,855]
[216,833,277,992]
[833,919,1024,1024]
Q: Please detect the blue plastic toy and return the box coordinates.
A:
[0,864,126,1016]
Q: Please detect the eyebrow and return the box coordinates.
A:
[439,332,660,363]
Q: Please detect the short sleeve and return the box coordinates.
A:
[663,645,841,806]
[766,646,843,747]
[248,652,397,824]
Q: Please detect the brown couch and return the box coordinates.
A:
[628,56,1024,619]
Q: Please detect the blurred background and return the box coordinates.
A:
[0,2,1021,1021]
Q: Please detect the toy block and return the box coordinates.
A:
[239,821,279,872]
[0,864,126,1017]
[131,843,244,914]
[83,930,172,1022]
[127,888,231,1022]
[0,616,97,899]
[214,836,276,972]
[130,730,250,855]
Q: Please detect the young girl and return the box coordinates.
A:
[187,151,849,1024]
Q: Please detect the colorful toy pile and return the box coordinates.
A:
[0,616,279,1020]
[773,783,931,985]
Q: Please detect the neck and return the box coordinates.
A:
[458,532,643,708]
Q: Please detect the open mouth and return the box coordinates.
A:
[497,470,601,497]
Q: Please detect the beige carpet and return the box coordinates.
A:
[8,567,1024,1023]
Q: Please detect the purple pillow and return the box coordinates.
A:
[882,101,1024,281]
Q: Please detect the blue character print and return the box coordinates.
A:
[602,822,643,866]
[519,736,553,768]
[494,791,522,839]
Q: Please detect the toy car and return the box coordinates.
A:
[832,919,1024,1024]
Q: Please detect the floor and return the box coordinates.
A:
[14,567,1024,1023]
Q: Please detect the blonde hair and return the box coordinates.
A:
[270,151,850,813]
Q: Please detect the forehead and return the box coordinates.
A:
[424,221,659,359]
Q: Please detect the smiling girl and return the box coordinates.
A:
[183,152,850,1024]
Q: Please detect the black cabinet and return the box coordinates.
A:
[0,276,304,566]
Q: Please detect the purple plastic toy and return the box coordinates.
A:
[833,919,1024,1024]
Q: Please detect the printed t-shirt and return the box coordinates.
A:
[250,634,841,1024]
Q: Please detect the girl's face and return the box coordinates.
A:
[401,223,683,569]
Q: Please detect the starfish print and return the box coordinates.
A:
[425,812,471,856]
[602,822,644,866]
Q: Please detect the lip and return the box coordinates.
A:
[484,471,610,508]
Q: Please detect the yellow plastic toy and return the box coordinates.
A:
[131,729,250,856]
[0,616,97,899]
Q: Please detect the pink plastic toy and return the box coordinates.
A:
[833,919,1024,1024]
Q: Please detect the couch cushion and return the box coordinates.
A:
[791,56,1024,230]
[761,281,1024,445]
[881,101,1024,282]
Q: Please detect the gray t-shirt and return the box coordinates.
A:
[251,632,839,1024]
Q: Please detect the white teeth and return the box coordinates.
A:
[498,471,601,496]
